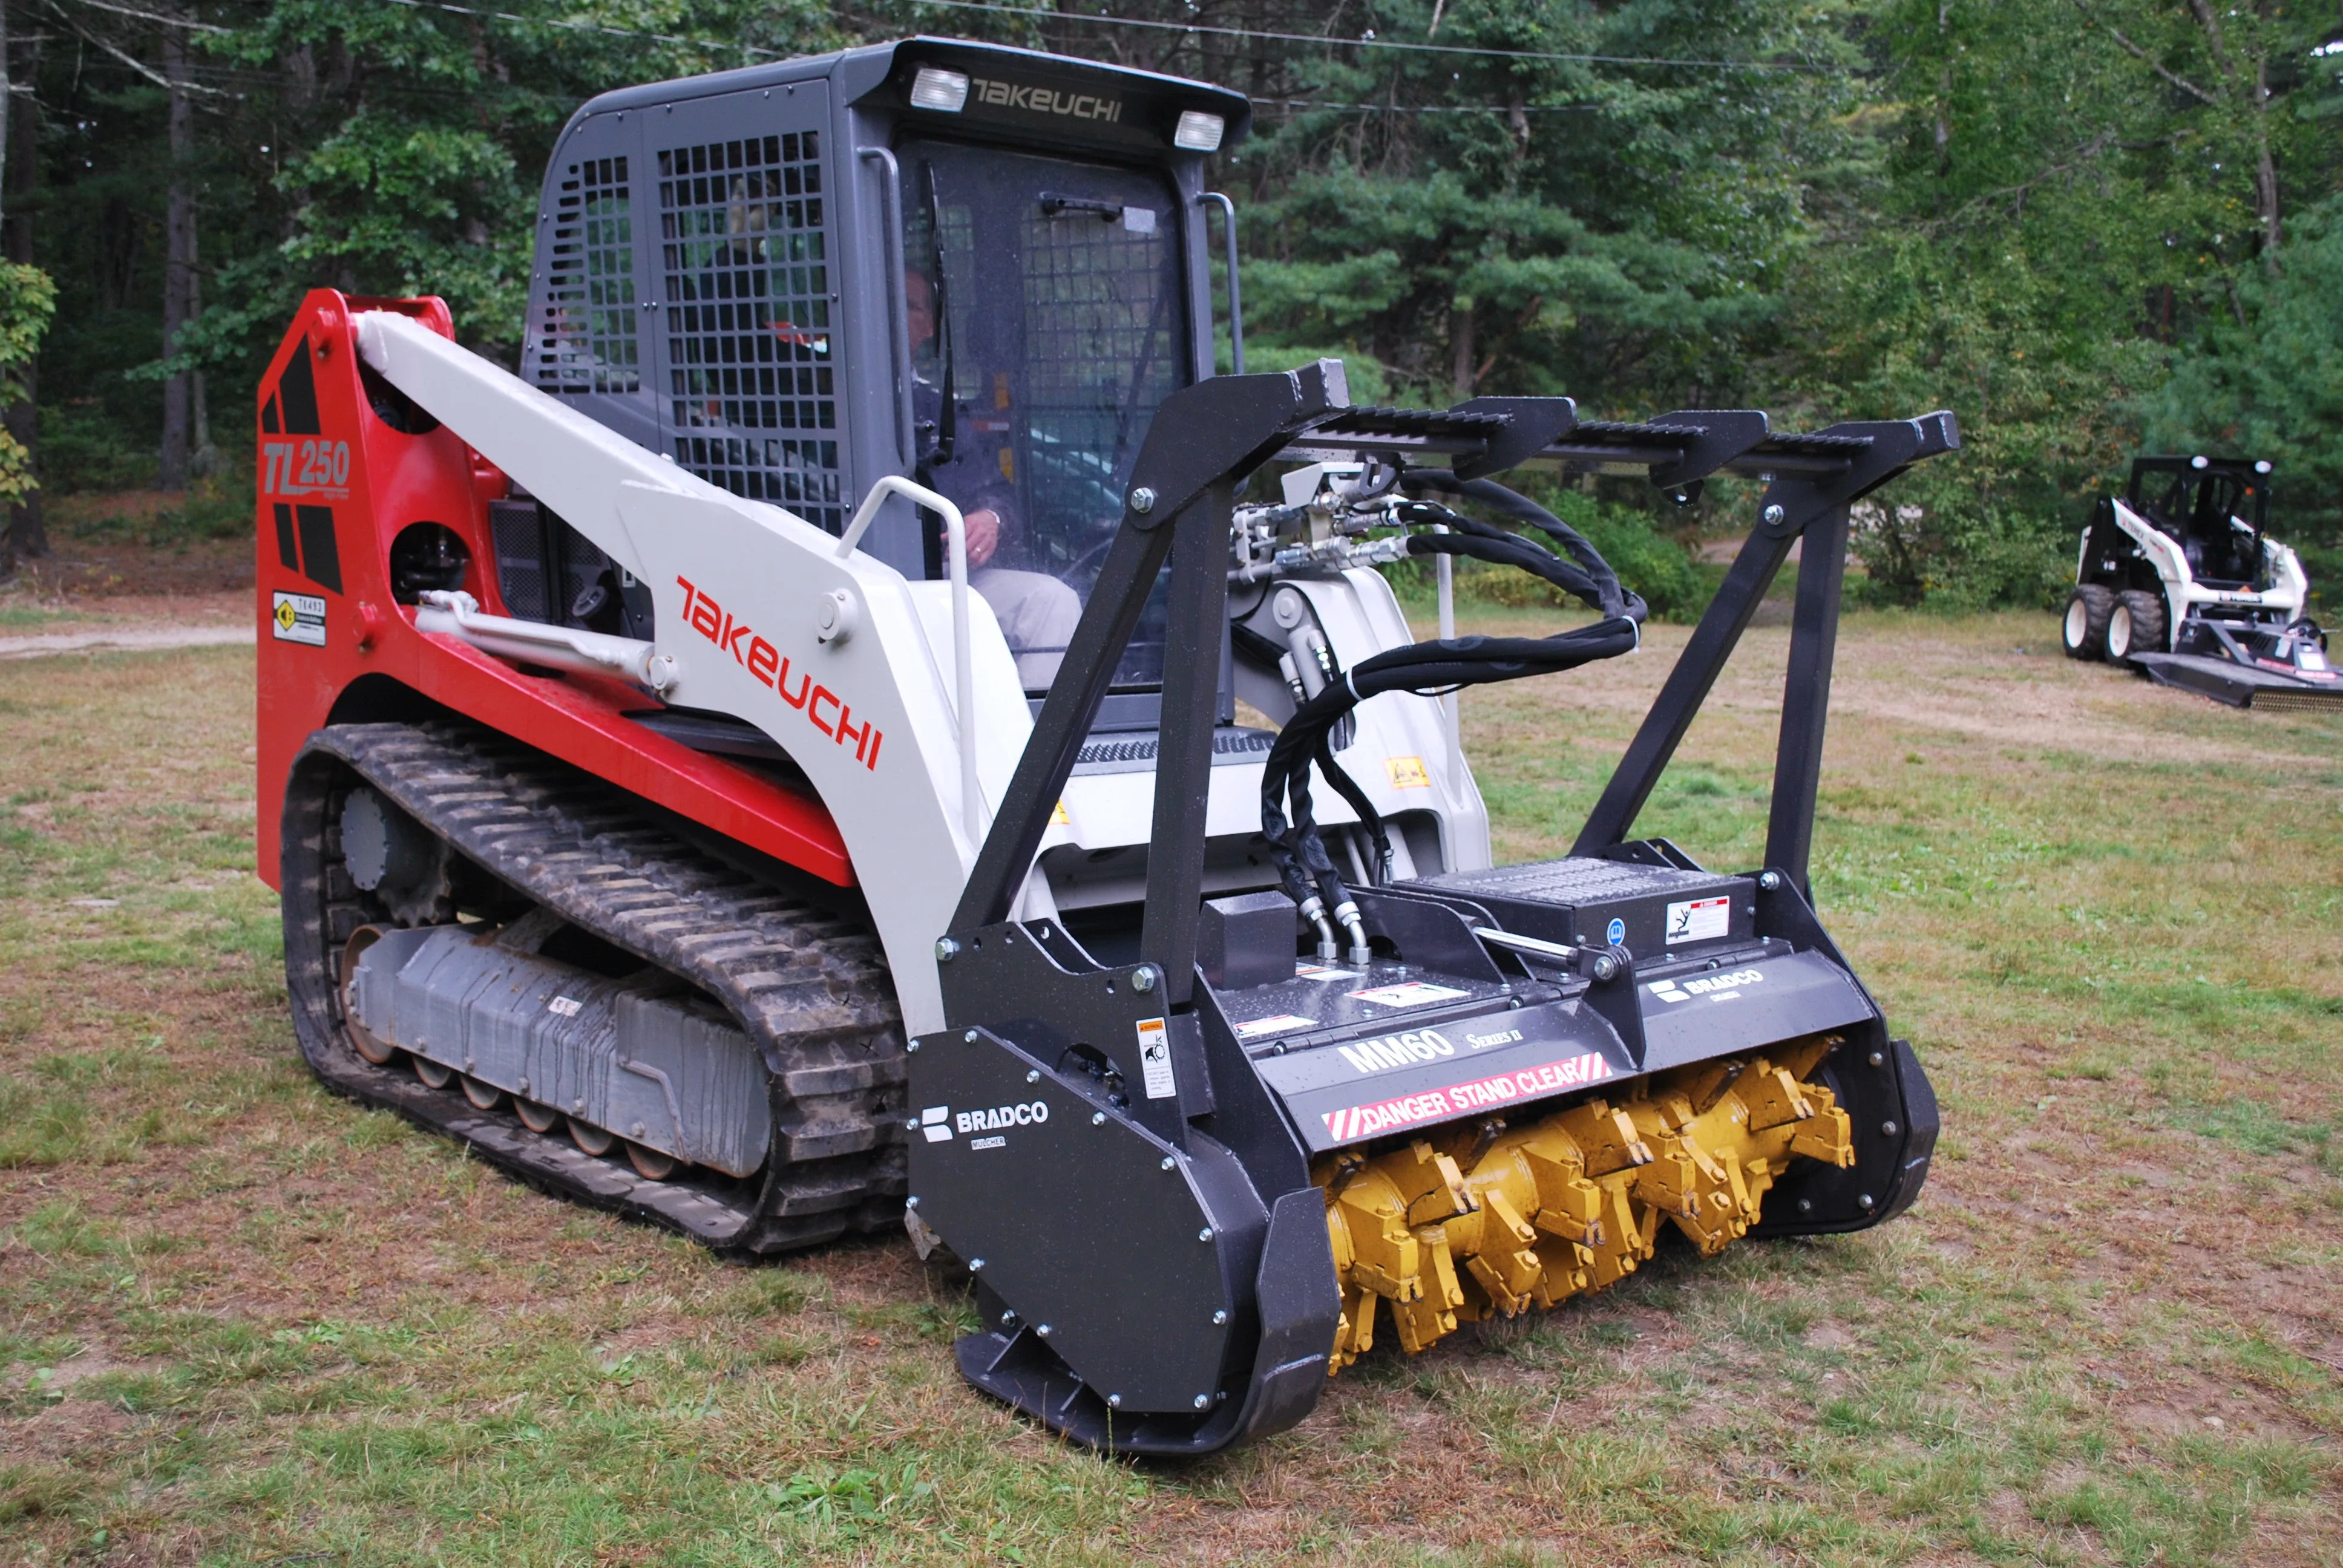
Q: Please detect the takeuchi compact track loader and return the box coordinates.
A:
[254,37,1952,1455]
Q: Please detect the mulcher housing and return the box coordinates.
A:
[254,36,1951,1457]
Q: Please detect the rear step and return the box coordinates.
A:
[278,720,907,1253]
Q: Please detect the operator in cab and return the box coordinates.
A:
[905,266,1082,690]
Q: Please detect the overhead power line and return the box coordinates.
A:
[378,0,786,56]
[370,0,1839,76]
[1257,98,1604,113]
[61,0,231,33]
[901,0,1846,72]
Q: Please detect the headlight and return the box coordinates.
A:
[910,68,970,113]
[1173,111,1225,152]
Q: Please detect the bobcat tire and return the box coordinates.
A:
[2063,585,2114,661]
[2115,589,2166,658]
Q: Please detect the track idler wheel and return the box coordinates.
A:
[568,1117,615,1157]
[1317,1035,1855,1370]
[626,1142,678,1181]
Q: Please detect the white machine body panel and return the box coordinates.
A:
[2109,497,2307,651]
[353,311,1490,1034]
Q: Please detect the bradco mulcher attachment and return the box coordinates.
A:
[2063,454,2336,711]
[254,36,1950,1456]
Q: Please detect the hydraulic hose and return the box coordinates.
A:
[1259,474,1647,935]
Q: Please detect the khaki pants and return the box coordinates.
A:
[973,567,1083,690]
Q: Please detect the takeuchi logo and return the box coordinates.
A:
[675,577,882,771]
[969,76,1124,123]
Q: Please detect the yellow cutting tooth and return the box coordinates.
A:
[1315,1034,1856,1371]
[1389,1225,1466,1350]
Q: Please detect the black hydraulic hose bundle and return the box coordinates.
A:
[1259,472,1647,950]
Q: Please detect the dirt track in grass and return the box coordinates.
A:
[2,607,2338,1566]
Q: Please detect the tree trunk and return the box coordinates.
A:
[1,13,40,569]
[2251,56,2279,272]
[159,22,197,492]
[0,0,10,231]
[1449,303,1475,400]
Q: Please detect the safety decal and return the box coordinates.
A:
[1320,1052,1611,1143]
[1384,756,1430,789]
[1294,963,1360,982]
[270,591,327,647]
[1666,896,1731,944]
[1136,1016,1178,1099]
[546,996,584,1018]
[1605,917,1626,945]
[1234,1013,1319,1040]
[1348,979,1469,1008]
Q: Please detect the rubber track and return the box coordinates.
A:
[281,720,906,1253]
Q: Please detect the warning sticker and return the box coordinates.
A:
[1385,756,1430,789]
[1348,980,1470,1009]
[1234,1013,1319,1040]
[1320,1052,1612,1143]
[1665,895,1732,945]
[1294,963,1360,982]
[271,590,326,647]
[1136,1016,1178,1099]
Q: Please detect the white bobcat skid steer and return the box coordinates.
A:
[2062,454,2336,711]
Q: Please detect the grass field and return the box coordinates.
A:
[2,613,2339,1566]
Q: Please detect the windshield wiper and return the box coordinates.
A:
[920,166,957,468]
[1040,191,1155,232]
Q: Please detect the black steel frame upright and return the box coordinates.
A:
[949,370,1958,992]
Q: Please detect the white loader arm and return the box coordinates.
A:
[354,309,1031,1034]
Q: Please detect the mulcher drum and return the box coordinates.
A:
[278,720,908,1252]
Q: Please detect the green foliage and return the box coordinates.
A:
[1544,488,1708,622]
[1849,498,2073,612]
[1784,0,2339,607]
[1394,480,1706,622]
[16,0,2342,616]
[2145,193,2343,553]
[38,402,159,494]
[1226,0,1863,407]
[0,263,56,505]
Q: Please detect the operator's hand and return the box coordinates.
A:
[964,506,1001,569]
